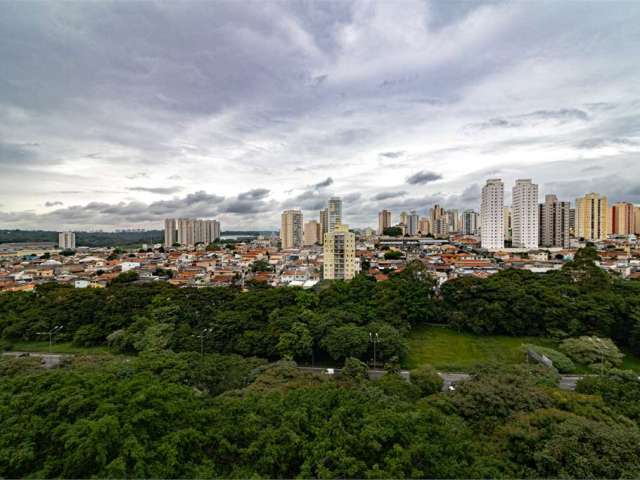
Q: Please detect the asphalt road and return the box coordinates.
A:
[298,367,584,391]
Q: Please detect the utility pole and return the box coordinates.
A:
[193,327,212,358]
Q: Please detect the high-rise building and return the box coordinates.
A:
[319,208,328,245]
[399,211,409,227]
[446,209,460,233]
[418,217,431,236]
[163,219,176,247]
[512,179,539,249]
[407,210,419,236]
[174,218,220,247]
[503,207,512,241]
[303,220,321,246]
[539,194,570,248]
[281,209,304,249]
[569,208,576,236]
[635,206,640,235]
[462,210,479,236]
[378,210,392,235]
[323,224,357,280]
[432,217,449,238]
[481,179,505,250]
[610,202,636,235]
[328,197,342,233]
[58,231,76,250]
[575,193,608,241]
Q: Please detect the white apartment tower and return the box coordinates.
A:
[323,224,357,280]
[407,210,419,236]
[462,210,479,236]
[512,179,539,249]
[328,197,342,233]
[58,231,76,250]
[303,220,321,246]
[164,219,176,247]
[281,210,304,249]
[480,179,505,250]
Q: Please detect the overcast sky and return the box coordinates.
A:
[1,1,639,231]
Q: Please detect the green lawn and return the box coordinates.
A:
[9,341,114,355]
[407,326,560,372]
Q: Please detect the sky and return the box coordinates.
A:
[1,0,640,231]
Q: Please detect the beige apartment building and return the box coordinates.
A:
[323,224,357,280]
[610,202,636,235]
[575,193,608,241]
[378,210,391,235]
[280,210,303,249]
[303,220,321,246]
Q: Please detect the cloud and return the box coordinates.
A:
[312,177,333,189]
[406,171,443,185]
[379,151,405,158]
[127,186,183,194]
[44,201,63,207]
[237,188,270,200]
[372,191,406,201]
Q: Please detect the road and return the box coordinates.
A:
[2,351,68,368]
[298,367,584,391]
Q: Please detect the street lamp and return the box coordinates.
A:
[193,327,212,357]
[369,332,380,369]
[36,325,63,352]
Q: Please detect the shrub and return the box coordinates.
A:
[560,336,623,372]
[523,344,576,373]
[411,364,443,396]
[341,357,369,382]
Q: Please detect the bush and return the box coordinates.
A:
[72,324,104,347]
[560,336,623,372]
[523,344,576,373]
[341,357,369,382]
[411,364,443,396]
[0,340,13,352]
[376,373,421,402]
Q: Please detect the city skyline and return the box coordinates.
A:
[1,1,640,231]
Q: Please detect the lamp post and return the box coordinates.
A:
[193,327,212,358]
[36,325,63,352]
[369,332,379,369]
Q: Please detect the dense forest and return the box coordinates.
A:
[1,354,640,478]
[2,246,640,477]
[2,248,640,360]
[0,229,163,247]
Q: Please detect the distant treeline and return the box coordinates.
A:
[0,229,162,247]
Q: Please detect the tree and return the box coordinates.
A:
[382,227,403,237]
[560,336,623,371]
[341,357,369,382]
[109,271,139,285]
[410,364,443,396]
[321,324,368,361]
[276,322,312,360]
[384,250,403,260]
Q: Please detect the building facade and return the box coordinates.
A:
[575,193,608,241]
[319,208,328,245]
[462,210,479,236]
[407,210,419,236]
[323,224,357,280]
[58,231,76,250]
[539,194,570,248]
[610,202,636,235]
[481,179,505,250]
[303,220,321,246]
[328,197,342,233]
[512,179,539,249]
[281,210,304,249]
[378,209,392,235]
[163,218,176,247]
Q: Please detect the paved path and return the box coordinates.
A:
[2,351,69,368]
[298,367,584,391]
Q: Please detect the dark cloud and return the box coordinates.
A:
[127,186,182,194]
[379,151,405,159]
[238,188,270,200]
[406,171,443,185]
[372,191,406,201]
[312,177,333,189]
[0,142,42,165]
[575,137,638,149]
[44,201,63,207]
[467,109,590,131]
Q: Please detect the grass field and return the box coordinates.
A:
[9,341,114,355]
[406,326,640,373]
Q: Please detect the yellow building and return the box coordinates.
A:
[323,224,357,280]
[575,193,608,241]
[280,210,303,249]
[610,202,636,235]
